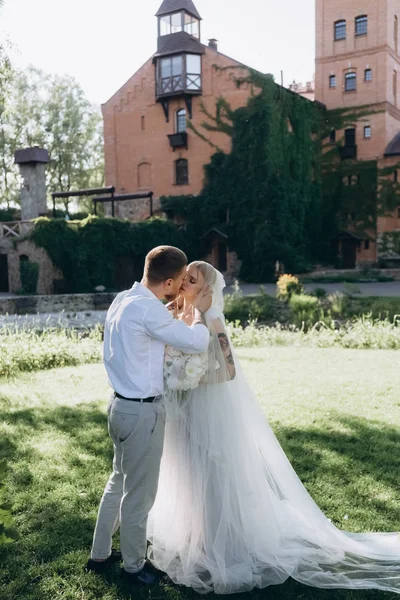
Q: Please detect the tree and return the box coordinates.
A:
[0,66,104,213]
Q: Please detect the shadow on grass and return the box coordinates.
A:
[0,404,398,599]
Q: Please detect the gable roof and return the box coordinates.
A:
[156,0,202,19]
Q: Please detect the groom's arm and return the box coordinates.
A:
[143,302,210,354]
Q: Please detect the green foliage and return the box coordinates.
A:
[224,292,280,324]
[19,260,39,294]
[0,67,104,211]
[29,216,188,293]
[289,293,320,329]
[276,274,304,300]
[163,72,324,280]
[379,231,400,255]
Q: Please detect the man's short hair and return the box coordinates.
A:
[144,246,187,284]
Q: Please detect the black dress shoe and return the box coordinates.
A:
[85,549,122,574]
[121,564,161,586]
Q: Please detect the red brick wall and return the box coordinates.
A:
[102,46,253,221]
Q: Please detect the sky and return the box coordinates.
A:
[1,0,315,106]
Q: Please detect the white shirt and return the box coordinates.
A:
[103,282,210,398]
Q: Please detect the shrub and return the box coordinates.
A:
[289,293,320,329]
[313,287,327,299]
[276,274,304,301]
[224,293,279,324]
[19,261,39,294]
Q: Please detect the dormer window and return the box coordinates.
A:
[159,11,200,38]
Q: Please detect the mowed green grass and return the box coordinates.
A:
[0,347,399,600]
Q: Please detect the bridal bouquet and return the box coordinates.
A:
[164,346,208,391]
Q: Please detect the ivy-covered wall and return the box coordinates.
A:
[163,73,325,281]
[29,216,189,293]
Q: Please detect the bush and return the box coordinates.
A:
[276,274,304,301]
[289,293,320,329]
[313,287,327,299]
[224,293,280,324]
[19,260,39,294]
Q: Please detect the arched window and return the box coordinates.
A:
[175,159,189,185]
[334,20,346,41]
[137,162,152,189]
[345,72,357,92]
[355,15,368,36]
[176,108,187,133]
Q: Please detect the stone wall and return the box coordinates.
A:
[6,239,64,295]
[0,292,118,316]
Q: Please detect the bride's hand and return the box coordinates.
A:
[195,285,213,313]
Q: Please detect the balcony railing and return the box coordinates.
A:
[0,221,35,239]
[339,145,357,159]
[157,73,202,97]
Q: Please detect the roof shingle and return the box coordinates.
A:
[156,31,205,57]
[156,0,202,20]
[384,132,400,156]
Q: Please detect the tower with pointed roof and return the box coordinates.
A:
[154,0,204,121]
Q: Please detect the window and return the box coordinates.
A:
[345,72,357,92]
[329,129,336,143]
[364,125,371,139]
[138,162,152,189]
[394,170,398,182]
[176,109,187,133]
[184,13,199,37]
[159,12,183,36]
[364,68,372,82]
[364,240,370,250]
[394,70,398,102]
[397,207,400,218]
[157,54,201,96]
[141,116,145,131]
[175,159,188,185]
[329,75,336,88]
[355,15,368,36]
[186,54,201,90]
[345,128,356,146]
[334,20,346,40]
[395,16,398,53]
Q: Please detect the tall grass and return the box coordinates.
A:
[0,326,102,378]
[228,315,400,349]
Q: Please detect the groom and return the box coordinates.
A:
[86,246,211,586]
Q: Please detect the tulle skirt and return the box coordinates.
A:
[148,374,400,595]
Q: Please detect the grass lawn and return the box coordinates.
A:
[0,347,399,600]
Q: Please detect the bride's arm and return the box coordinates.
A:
[212,319,236,381]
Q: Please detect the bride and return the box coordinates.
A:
[148,261,400,595]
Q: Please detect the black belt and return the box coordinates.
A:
[114,392,156,403]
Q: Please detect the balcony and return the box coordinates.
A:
[339,145,357,160]
[156,73,202,98]
[167,132,188,150]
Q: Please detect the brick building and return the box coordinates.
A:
[101,0,255,277]
[315,0,400,268]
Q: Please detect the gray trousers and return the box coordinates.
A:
[91,395,166,572]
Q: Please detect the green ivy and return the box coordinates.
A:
[29,216,189,293]
[20,260,39,294]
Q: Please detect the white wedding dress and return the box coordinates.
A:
[148,269,400,595]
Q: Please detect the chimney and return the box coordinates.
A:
[208,38,218,51]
